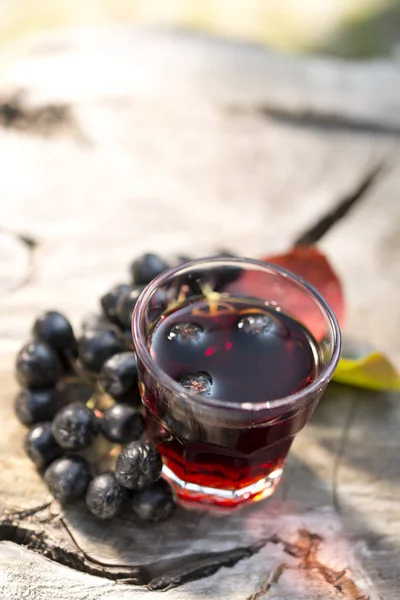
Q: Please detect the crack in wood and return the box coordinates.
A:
[0,226,39,251]
[59,516,148,571]
[227,104,400,137]
[0,92,90,144]
[4,502,52,521]
[0,507,370,598]
[246,563,287,599]
[147,540,268,591]
[245,530,369,600]
[60,515,271,591]
[0,94,69,133]
[280,530,369,600]
[0,518,147,584]
[0,509,273,589]
[0,225,39,291]
[294,162,384,245]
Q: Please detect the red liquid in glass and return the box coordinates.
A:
[142,296,320,505]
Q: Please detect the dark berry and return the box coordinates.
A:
[81,313,114,333]
[130,253,169,286]
[86,472,128,520]
[116,287,143,329]
[237,314,282,337]
[100,284,132,324]
[32,310,77,356]
[216,251,237,258]
[99,352,140,404]
[14,388,60,426]
[176,254,192,265]
[24,422,62,470]
[167,322,204,343]
[118,328,133,346]
[179,372,213,396]
[44,456,91,503]
[115,441,162,491]
[101,404,144,444]
[16,341,62,389]
[52,402,97,451]
[131,479,176,522]
[81,313,133,348]
[57,380,93,406]
[78,330,125,373]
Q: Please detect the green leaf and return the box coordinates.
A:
[333,352,400,391]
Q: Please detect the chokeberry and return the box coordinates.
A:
[118,327,133,347]
[216,251,237,258]
[44,456,91,503]
[78,330,125,373]
[52,402,98,451]
[81,313,114,334]
[115,441,162,491]
[101,404,144,444]
[100,284,132,324]
[116,287,143,329]
[179,372,213,396]
[86,472,128,520]
[14,388,60,426]
[237,314,283,337]
[32,310,78,357]
[99,352,140,404]
[24,422,62,470]
[82,313,133,348]
[131,479,176,523]
[176,254,192,265]
[16,341,62,389]
[167,322,204,343]
[130,253,169,286]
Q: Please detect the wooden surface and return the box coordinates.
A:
[0,28,400,600]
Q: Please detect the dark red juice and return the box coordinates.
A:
[142,296,320,505]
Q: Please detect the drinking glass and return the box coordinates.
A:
[132,257,341,507]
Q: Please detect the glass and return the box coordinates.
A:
[132,257,341,507]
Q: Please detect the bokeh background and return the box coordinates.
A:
[1,0,400,58]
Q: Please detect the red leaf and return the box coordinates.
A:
[227,246,344,341]
[264,246,345,328]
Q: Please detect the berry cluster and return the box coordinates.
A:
[14,253,176,523]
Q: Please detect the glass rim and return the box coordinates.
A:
[132,256,342,412]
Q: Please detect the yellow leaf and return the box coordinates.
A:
[333,353,400,391]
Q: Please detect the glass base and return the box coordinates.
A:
[162,464,283,508]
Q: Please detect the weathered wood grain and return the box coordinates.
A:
[0,28,400,599]
[0,30,399,366]
[3,28,400,129]
[321,156,400,367]
[0,374,391,600]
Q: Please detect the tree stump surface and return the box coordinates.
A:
[0,28,399,600]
